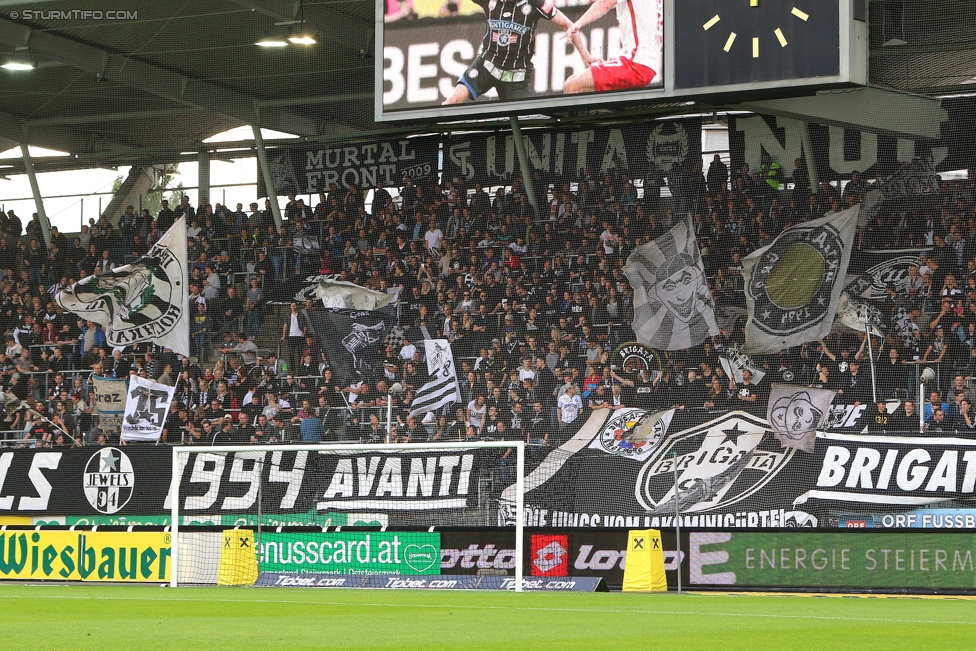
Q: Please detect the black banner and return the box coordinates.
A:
[442,119,702,186]
[260,136,440,196]
[844,249,929,295]
[728,101,976,183]
[0,447,170,517]
[4,409,976,530]
[305,306,393,387]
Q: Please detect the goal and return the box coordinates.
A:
[168,441,525,590]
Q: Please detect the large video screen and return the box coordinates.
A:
[380,0,664,118]
[376,0,866,122]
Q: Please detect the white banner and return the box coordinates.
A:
[767,383,837,454]
[315,279,394,310]
[718,343,767,385]
[120,376,176,442]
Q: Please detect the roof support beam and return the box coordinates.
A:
[732,87,947,141]
[0,106,128,154]
[24,107,201,128]
[0,17,324,137]
[254,93,374,108]
[20,141,52,248]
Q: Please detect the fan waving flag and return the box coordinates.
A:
[409,340,460,419]
[623,215,720,350]
[767,383,837,453]
[742,205,859,354]
[55,217,189,356]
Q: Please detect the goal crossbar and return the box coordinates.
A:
[169,441,525,591]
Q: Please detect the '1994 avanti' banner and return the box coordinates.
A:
[2,409,976,530]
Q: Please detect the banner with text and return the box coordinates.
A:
[442,119,701,186]
[5,416,976,531]
[728,108,974,183]
[261,136,440,195]
[0,531,170,582]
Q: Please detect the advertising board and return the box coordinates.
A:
[0,531,170,582]
[258,532,441,575]
[688,531,976,590]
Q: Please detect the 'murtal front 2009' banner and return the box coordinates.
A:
[442,119,701,186]
[262,136,439,195]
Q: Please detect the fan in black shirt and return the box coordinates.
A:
[443,0,588,104]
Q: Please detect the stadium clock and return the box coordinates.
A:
[672,0,842,89]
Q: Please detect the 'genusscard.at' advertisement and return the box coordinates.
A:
[258,532,441,575]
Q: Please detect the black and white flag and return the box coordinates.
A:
[409,340,460,419]
[767,383,837,453]
[55,217,189,356]
[836,293,885,337]
[305,307,391,387]
[718,342,767,385]
[742,206,859,354]
[623,215,720,350]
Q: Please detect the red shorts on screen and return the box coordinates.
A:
[590,57,657,92]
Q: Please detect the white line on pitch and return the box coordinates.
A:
[1,593,975,626]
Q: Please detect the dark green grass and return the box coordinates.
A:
[1,584,974,650]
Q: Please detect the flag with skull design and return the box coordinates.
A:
[767,383,837,453]
[623,215,720,350]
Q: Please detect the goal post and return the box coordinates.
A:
[169,441,525,591]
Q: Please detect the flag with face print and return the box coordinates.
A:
[623,215,720,350]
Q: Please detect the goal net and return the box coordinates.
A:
[168,442,525,590]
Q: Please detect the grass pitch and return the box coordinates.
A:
[1,585,975,650]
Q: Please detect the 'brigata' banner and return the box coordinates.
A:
[3,411,976,530]
[442,118,701,186]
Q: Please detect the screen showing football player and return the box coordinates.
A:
[563,0,663,95]
[443,0,590,104]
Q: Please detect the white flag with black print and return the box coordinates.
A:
[408,340,460,419]
[55,217,190,356]
[742,206,859,354]
[623,215,720,350]
[767,383,837,453]
[718,342,767,385]
[836,292,885,337]
[120,376,176,442]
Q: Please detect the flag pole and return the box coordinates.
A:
[672,450,682,595]
[865,314,877,404]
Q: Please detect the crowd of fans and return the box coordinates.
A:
[2,148,975,449]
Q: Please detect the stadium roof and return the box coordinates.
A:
[0,0,972,175]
